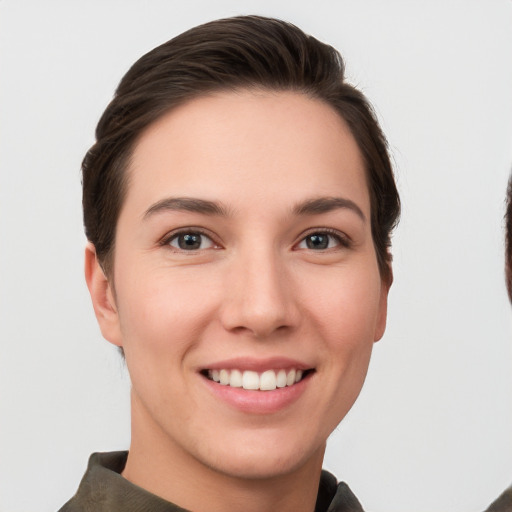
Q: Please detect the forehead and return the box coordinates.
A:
[124,89,369,216]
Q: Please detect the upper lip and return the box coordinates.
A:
[199,356,313,373]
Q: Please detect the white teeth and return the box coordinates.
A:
[276,369,287,388]
[207,368,307,391]
[229,369,243,388]
[242,371,260,390]
[260,370,277,391]
[219,369,230,385]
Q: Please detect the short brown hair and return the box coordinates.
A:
[82,15,400,282]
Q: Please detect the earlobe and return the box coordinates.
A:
[84,243,123,347]
[374,269,392,342]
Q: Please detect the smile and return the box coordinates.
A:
[204,368,311,391]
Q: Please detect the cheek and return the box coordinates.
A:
[114,264,222,356]
[304,263,383,344]
[115,268,223,412]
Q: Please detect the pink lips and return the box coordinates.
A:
[199,357,314,414]
[204,356,311,372]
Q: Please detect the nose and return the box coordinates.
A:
[219,247,300,339]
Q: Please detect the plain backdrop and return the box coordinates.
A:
[1,1,512,511]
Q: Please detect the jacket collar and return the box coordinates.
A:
[59,451,364,512]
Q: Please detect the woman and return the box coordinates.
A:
[59,15,400,512]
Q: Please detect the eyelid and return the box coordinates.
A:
[294,227,352,250]
[159,227,223,250]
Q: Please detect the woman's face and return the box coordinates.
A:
[91,90,388,480]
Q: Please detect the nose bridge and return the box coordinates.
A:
[221,242,297,337]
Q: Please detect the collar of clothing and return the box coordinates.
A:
[58,451,364,512]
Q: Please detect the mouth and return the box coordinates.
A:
[201,367,314,391]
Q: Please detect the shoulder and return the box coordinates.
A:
[57,452,128,512]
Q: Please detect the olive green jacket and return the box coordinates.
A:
[58,451,365,512]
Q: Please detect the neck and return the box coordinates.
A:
[122,392,325,512]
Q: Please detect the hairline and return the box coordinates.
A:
[96,85,385,280]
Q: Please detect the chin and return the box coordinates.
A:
[211,455,307,481]
[200,432,325,481]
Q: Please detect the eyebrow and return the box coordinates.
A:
[143,197,230,219]
[293,197,366,221]
[143,196,365,221]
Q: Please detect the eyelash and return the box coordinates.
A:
[159,227,351,253]
[295,228,352,251]
[160,228,220,252]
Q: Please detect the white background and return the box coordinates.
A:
[1,1,511,511]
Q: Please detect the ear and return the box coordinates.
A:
[84,243,123,347]
[374,268,392,342]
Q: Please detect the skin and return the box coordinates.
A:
[86,89,389,512]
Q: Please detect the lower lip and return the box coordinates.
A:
[201,374,311,414]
